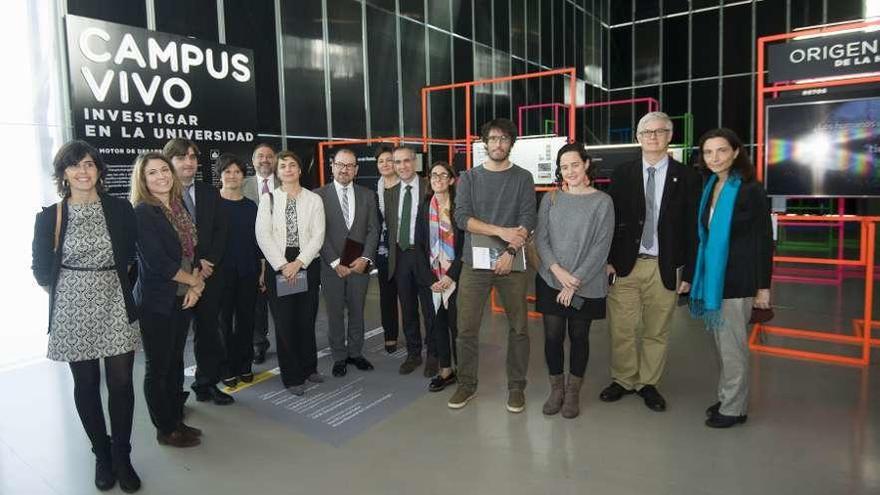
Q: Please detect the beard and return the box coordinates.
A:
[489,147,510,162]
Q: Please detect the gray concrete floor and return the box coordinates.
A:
[1,276,879,494]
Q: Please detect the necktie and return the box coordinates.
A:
[183,184,196,223]
[261,178,269,195]
[641,167,656,250]
[399,185,413,250]
[341,186,351,229]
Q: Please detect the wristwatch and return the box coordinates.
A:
[505,246,517,256]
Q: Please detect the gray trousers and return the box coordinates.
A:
[321,264,370,362]
[713,297,753,416]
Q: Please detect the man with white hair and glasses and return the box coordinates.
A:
[601,112,701,412]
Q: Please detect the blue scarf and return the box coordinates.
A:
[689,173,741,330]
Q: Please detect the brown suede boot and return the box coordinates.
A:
[542,374,565,415]
[562,375,583,419]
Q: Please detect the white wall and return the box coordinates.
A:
[0,0,70,369]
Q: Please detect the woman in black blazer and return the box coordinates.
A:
[689,128,773,429]
[414,161,464,392]
[130,152,205,448]
[31,141,141,492]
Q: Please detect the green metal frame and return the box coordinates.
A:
[667,113,694,163]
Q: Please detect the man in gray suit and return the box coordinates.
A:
[315,148,380,377]
[243,143,277,364]
[383,146,436,377]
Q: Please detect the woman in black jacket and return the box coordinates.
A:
[688,128,773,429]
[415,161,464,392]
[31,140,141,492]
[130,152,205,448]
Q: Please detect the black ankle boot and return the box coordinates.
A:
[112,445,141,493]
[114,458,141,493]
[92,437,116,491]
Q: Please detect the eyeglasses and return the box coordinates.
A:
[333,161,357,170]
[638,128,672,138]
[430,172,451,180]
[486,135,511,144]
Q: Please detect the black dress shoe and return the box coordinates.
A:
[637,385,667,412]
[194,385,235,405]
[346,356,375,371]
[706,411,748,428]
[706,401,721,418]
[240,372,255,383]
[399,354,423,375]
[332,360,348,377]
[428,372,457,392]
[253,349,267,365]
[385,341,397,354]
[95,458,116,491]
[599,382,634,402]
[221,376,239,388]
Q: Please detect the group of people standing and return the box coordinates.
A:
[31,112,772,493]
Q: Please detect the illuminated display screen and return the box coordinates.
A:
[765,97,880,197]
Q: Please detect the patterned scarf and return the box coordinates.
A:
[689,173,742,330]
[161,198,198,261]
[429,194,455,279]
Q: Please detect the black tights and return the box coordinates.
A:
[543,315,592,377]
[69,351,135,458]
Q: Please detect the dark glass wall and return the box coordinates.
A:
[62,0,608,188]
[606,0,867,152]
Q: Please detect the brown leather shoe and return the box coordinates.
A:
[178,423,202,438]
[157,430,200,448]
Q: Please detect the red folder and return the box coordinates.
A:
[340,238,364,266]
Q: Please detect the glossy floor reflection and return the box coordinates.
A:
[1,277,878,494]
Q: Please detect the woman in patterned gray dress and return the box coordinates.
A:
[31,140,141,492]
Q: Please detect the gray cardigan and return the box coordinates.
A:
[535,190,615,299]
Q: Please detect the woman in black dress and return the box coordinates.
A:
[215,154,260,387]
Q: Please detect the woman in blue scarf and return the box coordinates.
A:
[689,128,773,429]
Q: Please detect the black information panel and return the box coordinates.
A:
[765,97,880,197]
[65,15,257,195]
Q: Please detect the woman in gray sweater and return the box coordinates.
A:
[535,142,614,419]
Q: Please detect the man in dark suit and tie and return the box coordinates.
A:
[383,146,437,376]
[315,148,380,377]
[601,112,700,412]
[163,138,234,406]
[242,143,277,365]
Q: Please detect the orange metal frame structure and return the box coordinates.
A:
[420,68,578,319]
[752,215,877,366]
[421,67,578,193]
[754,20,880,366]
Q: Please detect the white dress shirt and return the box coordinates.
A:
[396,176,420,247]
[640,155,668,256]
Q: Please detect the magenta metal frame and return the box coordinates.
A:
[516,97,660,136]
